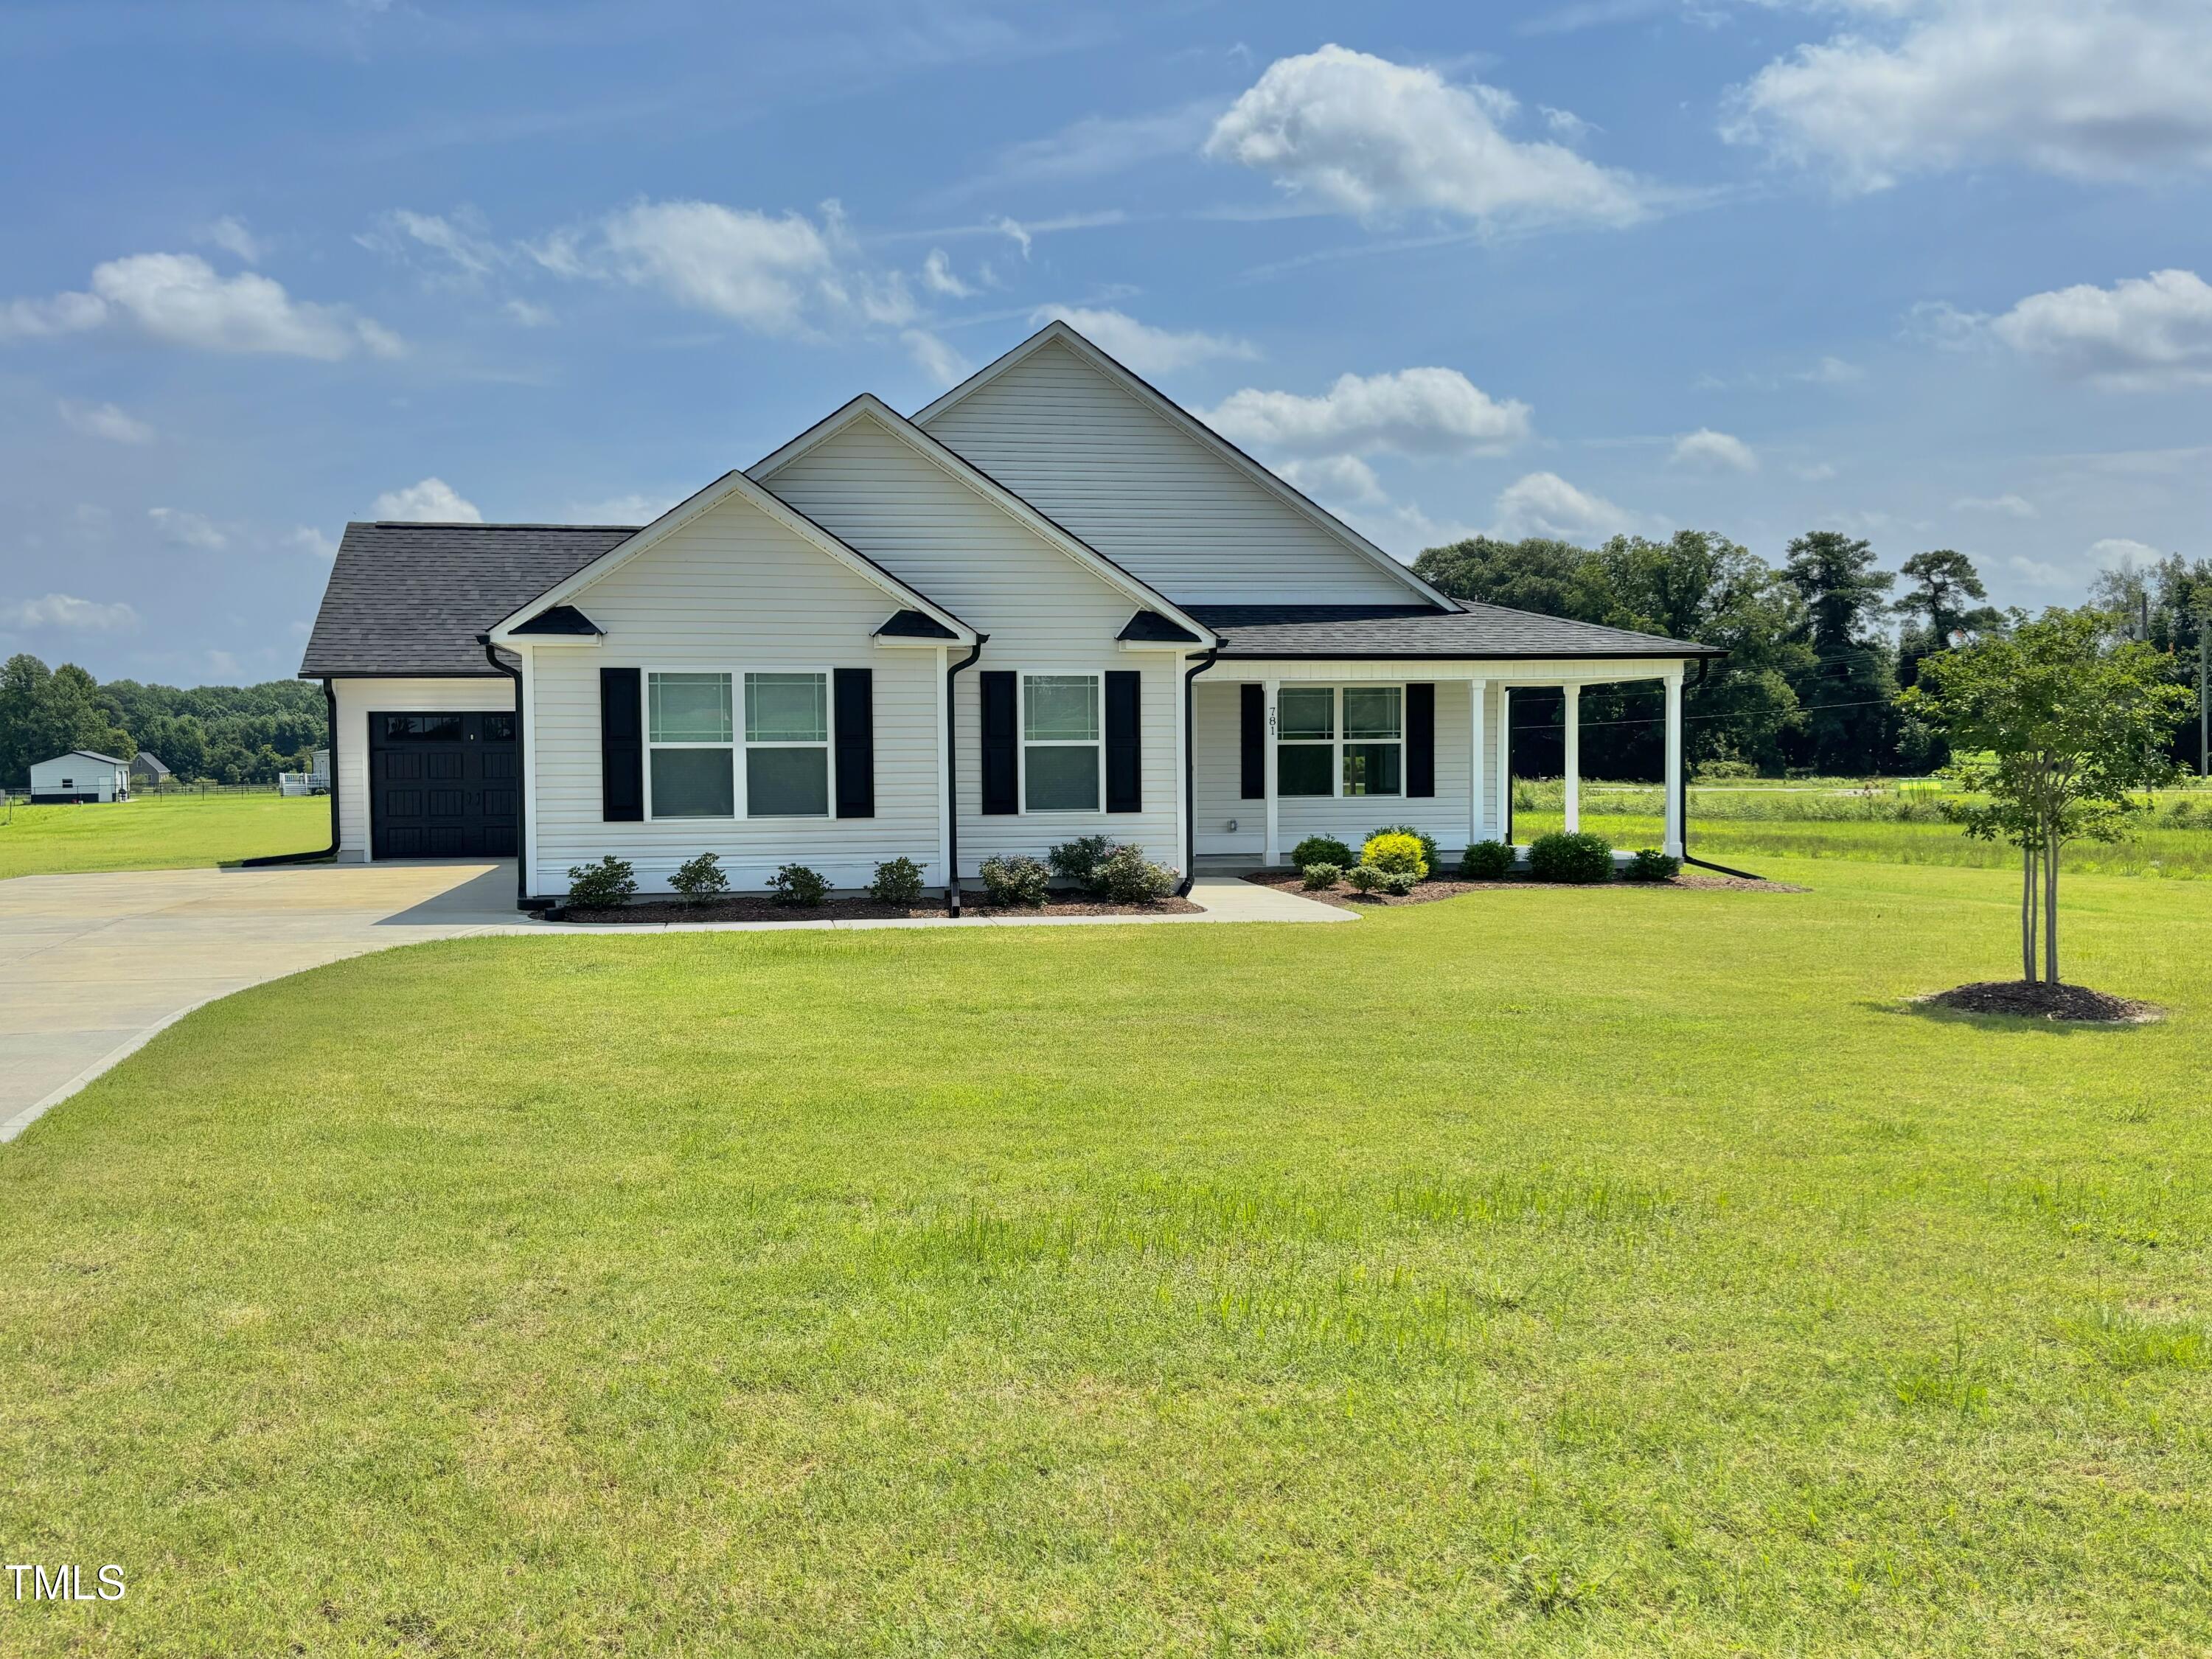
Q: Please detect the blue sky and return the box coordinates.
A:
[4,0,2209,684]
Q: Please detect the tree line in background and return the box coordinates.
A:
[1412,530,2212,782]
[0,654,329,788]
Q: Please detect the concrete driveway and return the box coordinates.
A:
[0,862,523,1141]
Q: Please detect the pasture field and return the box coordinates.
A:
[0,791,329,880]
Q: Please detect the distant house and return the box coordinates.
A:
[29,751,132,804]
[131,751,173,785]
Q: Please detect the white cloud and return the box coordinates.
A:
[59,399,154,443]
[1276,454,1388,506]
[1204,44,1647,231]
[1669,428,1759,473]
[1032,305,1258,375]
[535,200,835,335]
[2089,535,2166,568]
[1492,471,1638,540]
[1952,493,2037,518]
[372,478,481,522]
[1205,367,1532,459]
[1724,0,2212,192]
[0,592,139,631]
[566,493,677,525]
[503,298,556,327]
[1795,355,1865,384]
[198,215,266,264]
[361,208,503,284]
[147,507,227,550]
[920,248,973,298]
[1988,268,2212,390]
[1791,460,1840,481]
[285,526,339,559]
[0,253,401,358]
[902,328,969,386]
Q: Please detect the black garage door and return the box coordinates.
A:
[369,711,518,859]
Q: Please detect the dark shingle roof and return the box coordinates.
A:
[510,603,604,637]
[1118,609,1207,644]
[1186,602,1724,661]
[301,523,636,677]
[874,608,959,640]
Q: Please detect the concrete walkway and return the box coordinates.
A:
[0,863,1343,1141]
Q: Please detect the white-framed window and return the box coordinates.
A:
[1276,684,1403,799]
[647,671,734,819]
[743,670,830,818]
[1023,672,1102,813]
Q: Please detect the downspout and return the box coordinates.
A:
[240,678,340,866]
[1673,655,1762,881]
[1179,647,1219,895]
[477,635,540,910]
[944,637,986,916]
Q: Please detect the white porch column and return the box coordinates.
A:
[1497,686,1513,846]
[1562,683,1581,834]
[1663,669,1685,858]
[1262,675,1281,866]
[1468,675,1487,848]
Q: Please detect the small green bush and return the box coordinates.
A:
[1367,824,1441,880]
[1377,868,1418,897]
[1461,839,1514,880]
[1092,844,1178,904]
[565,855,636,909]
[1626,848,1681,883]
[1528,831,1614,884]
[1344,863,1383,894]
[1290,835,1356,872]
[1046,835,1117,890]
[868,856,926,906]
[768,863,830,906]
[1361,830,1430,879]
[979,854,1050,908]
[670,851,729,904]
[1301,862,1343,891]
[1694,758,1759,782]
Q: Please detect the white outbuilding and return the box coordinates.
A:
[29,750,132,804]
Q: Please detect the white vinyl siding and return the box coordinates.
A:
[758,412,1184,874]
[331,676,515,860]
[524,487,945,895]
[919,337,1421,606]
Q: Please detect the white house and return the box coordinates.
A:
[297,321,1717,907]
[29,750,131,804]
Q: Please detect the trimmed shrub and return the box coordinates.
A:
[670,851,729,904]
[979,854,1050,908]
[1627,848,1681,883]
[1377,868,1419,897]
[869,856,927,906]
[1528,830,1614,884]
[1344,863,1384,894]
[1367,824,1441,880]
[1361,830,1429,879]
[1093,844,1178,904]
[1301,862,1343,891]
[1290,835,1356,872]
[1046,835,1117,891]
[768,863,830,907]
[1461,839,1514,880]
[565,855,636,909]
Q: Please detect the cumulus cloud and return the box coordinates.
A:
[1032,305,1258,375]
[59,400,154,443]
[1724,0,2212,192]
[920,248,973,298]
[2089,535,2166,568]
[902,328,969,386]
[1204,44,1647,231]
[1206,368,1532,459]
[1491,471,1638,540]
[1986,268,2212,390]
[1275,454,1388,506]
[285,526,339,559]
[198,215,266,264]
[534,200,838,335]
[0,253,401,358]
[147,507,227,550]
[0,592,140,631]
[1953,493,2037,518]
[372,478,481,522]
[566,493,678,525]
[1669,428,1759,473]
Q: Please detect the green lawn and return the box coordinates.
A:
[0,791,330,879]
[3,857,2208,1653]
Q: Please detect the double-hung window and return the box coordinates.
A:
[743,672,830,817]
[1276,684,1403,798]
[647,672,734,818]
[1023,673,1101,812]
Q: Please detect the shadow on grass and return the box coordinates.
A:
[1868,993,2167,1034]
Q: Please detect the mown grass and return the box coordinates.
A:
[0,791,330,879]
[2,857,2208,1654]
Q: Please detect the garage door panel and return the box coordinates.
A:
[369,708,517,860]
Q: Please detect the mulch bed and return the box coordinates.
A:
[1919,980,2163,1024]
[555,893,1201,925]
[1242,869,1804,909]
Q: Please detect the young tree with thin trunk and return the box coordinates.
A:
[1902,610,2190,984]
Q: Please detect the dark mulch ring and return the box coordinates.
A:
[1919,980,2164,1024]
[1243,869,1804,908]
[554,892,1200,925]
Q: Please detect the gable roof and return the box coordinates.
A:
[487,466,975,647]
[913,320,1453,611]
[46,749,128,767]
[1187,602,1725,661]
[132,751,172,775]
[749,394,1218,648]
[304,523,632,677]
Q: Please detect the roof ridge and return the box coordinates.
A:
[358,521,640,532]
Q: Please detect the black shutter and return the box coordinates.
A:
[1105,670,1141,813]
[834,667,874,818]
[599,667,642,822]
[1239,683,1264,799]
[980,670,1018,815]
[1406,682,1436,798]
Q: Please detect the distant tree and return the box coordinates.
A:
[1412,536,1606,621]
[1781,531,1899,774]
[1903,609,2191,984]
[1894,549,2006,678]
